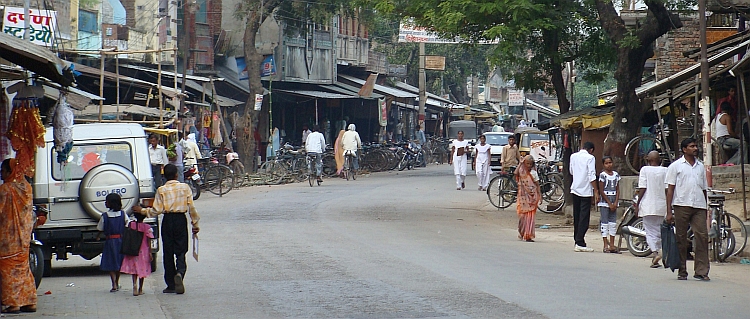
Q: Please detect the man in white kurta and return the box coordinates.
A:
[450,131,470,190]
[635,151,667,268]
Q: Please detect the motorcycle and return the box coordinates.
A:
[617,194,653,257]
[184,166,201,200]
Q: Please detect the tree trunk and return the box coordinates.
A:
[603,47,650,172]
[237,13,267,171]
[551,63,571,114]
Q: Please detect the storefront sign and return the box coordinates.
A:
[508,90,525,106]
[424,56,445,71]
[260,55,276,77]
[2,7,57,46]
[379,98,387,127]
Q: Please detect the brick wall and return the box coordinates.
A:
[654,14,700,80]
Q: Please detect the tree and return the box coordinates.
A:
[232,0,361,169]
[592,0,682,168]
[369,0,614,114]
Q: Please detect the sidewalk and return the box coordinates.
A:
[23,259,169,319]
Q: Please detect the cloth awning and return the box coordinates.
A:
[549,106,616,130]
[0,32,74,86]
[276,89,359,99]
[338,75,417,99]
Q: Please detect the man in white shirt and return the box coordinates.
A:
[305,125,326,182]
[183,133,203,169]
[666,138,710,281]
[342,124,362,172]
[635,150,667,268]
[569,141,597,252]
[149,134,168,189]
[301,125,311,147]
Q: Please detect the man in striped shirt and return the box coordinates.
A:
[133,164,200,294]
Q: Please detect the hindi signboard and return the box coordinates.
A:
[2,7,57,46]
[398,21,457,43]
[424,56,445,71]
[508,90,525,106]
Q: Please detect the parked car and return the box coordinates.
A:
[482,132,513,170]
[33,123,160,276]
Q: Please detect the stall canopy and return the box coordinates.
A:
[338,75,417,99]
[275,89,359,99]
[0,32,74,86]
[547,106,616,130]
[74,63,183,97]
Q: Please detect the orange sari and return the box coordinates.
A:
[334,130,345,175]
[0,179,37,307]
[515,164,540,240]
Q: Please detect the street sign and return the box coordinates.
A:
[425,56,446,70]
[509,90,525,106]
[388,64,407,77]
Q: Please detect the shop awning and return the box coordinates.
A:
[320,82,384,99]
[276,89,359,99]
[338,75,417,99]
[43,83,104,110]
[549,106,616,130]
[75,104,178,119]
[0,32,74,86]
[123,64,223,83]
[524,98,560,117]
[73,63,183,98]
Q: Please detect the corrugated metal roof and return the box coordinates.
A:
[321,82,385,99]
[0,32,73,86]
[123,65,222,82]
[338,75,417,98]
[74,63,183,97]
[276,89,359,99]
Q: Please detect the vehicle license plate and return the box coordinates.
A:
[150,238,159,250]
[191,174,200,181]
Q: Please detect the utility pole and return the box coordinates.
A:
[418,42,426,125]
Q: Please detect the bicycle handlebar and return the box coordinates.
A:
[708,188,735,194]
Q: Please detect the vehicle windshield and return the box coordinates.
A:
[521,133,549,147]
[484,134,509,146]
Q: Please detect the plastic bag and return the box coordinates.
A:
[52,94,74,163]
[661,222,680,272]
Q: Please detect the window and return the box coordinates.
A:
[78,10,98,33]
[485,134,509,146]
[194,0,207,23]
[52,143,133,180]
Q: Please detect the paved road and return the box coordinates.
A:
[31,166,750,318]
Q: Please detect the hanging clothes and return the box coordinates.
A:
[0,88,9,160]
[212,112,223,146]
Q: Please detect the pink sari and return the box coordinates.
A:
[515,164,540,240]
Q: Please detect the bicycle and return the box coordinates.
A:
[343,150,357,181]
[486,163,565,213]
[306,153,322,187]
[197,154,234,196]
[707,188,747,262]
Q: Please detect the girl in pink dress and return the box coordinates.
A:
[119,213,154,296]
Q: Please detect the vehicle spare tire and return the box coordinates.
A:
[79,164,140,220]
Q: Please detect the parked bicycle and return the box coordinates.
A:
[486,161,565,213]
[196,150,234,196]
[707,188,747,262]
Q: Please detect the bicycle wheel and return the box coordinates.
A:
[229,160,245,188]
[344,156,350,181]
[322,154,337,177]
[726,213,747,256]
[538,181,565,214]
[292,157,308,182]
[487,175,516,209]
[259,161,285,185]
[714,228,735,262]
[205,165,234,196]
[351,156,357,180]
[624,136,665,175]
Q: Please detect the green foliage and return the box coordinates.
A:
[617,34,641,50]
[573,76,616,109]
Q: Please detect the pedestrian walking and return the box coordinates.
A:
[169,132,185,183]
[666,138,710,281]
[473,135,492,191]
[516,155,541,242]
[148,133,168,189]
[334,129,345,176]
[635,150,667,268]
[120,212,154,296]
[301,125,311,146]
[98,193,129,292]
[0,159,37,313]
[501,136,521,172]
[449,131,469,190]
[133,164,201,294]
[570,141,597,252]
[598,156,621,253]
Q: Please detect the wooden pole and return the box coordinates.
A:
[739,74,748,221]
[99,51,105,122]
[116,52,120,122]
[158,49,164,127]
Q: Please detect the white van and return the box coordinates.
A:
[33,123,159,276]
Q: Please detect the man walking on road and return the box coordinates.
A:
[666,138,710,281]
[149,134,168,189]
[635,150,667,268]
[305,125,326,182]
[501,136,521,172]
[133,164,201,294]
[570,142,597,252]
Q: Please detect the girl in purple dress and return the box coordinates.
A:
[120,211,154,296]
[98,193,129,292]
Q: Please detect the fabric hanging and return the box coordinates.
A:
[0,88,9,160]
[6,96,45,181]
[212,112,222,145]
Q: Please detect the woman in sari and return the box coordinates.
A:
[334,129,345,176]
[516,155,541,242]
[0,159,37,313]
